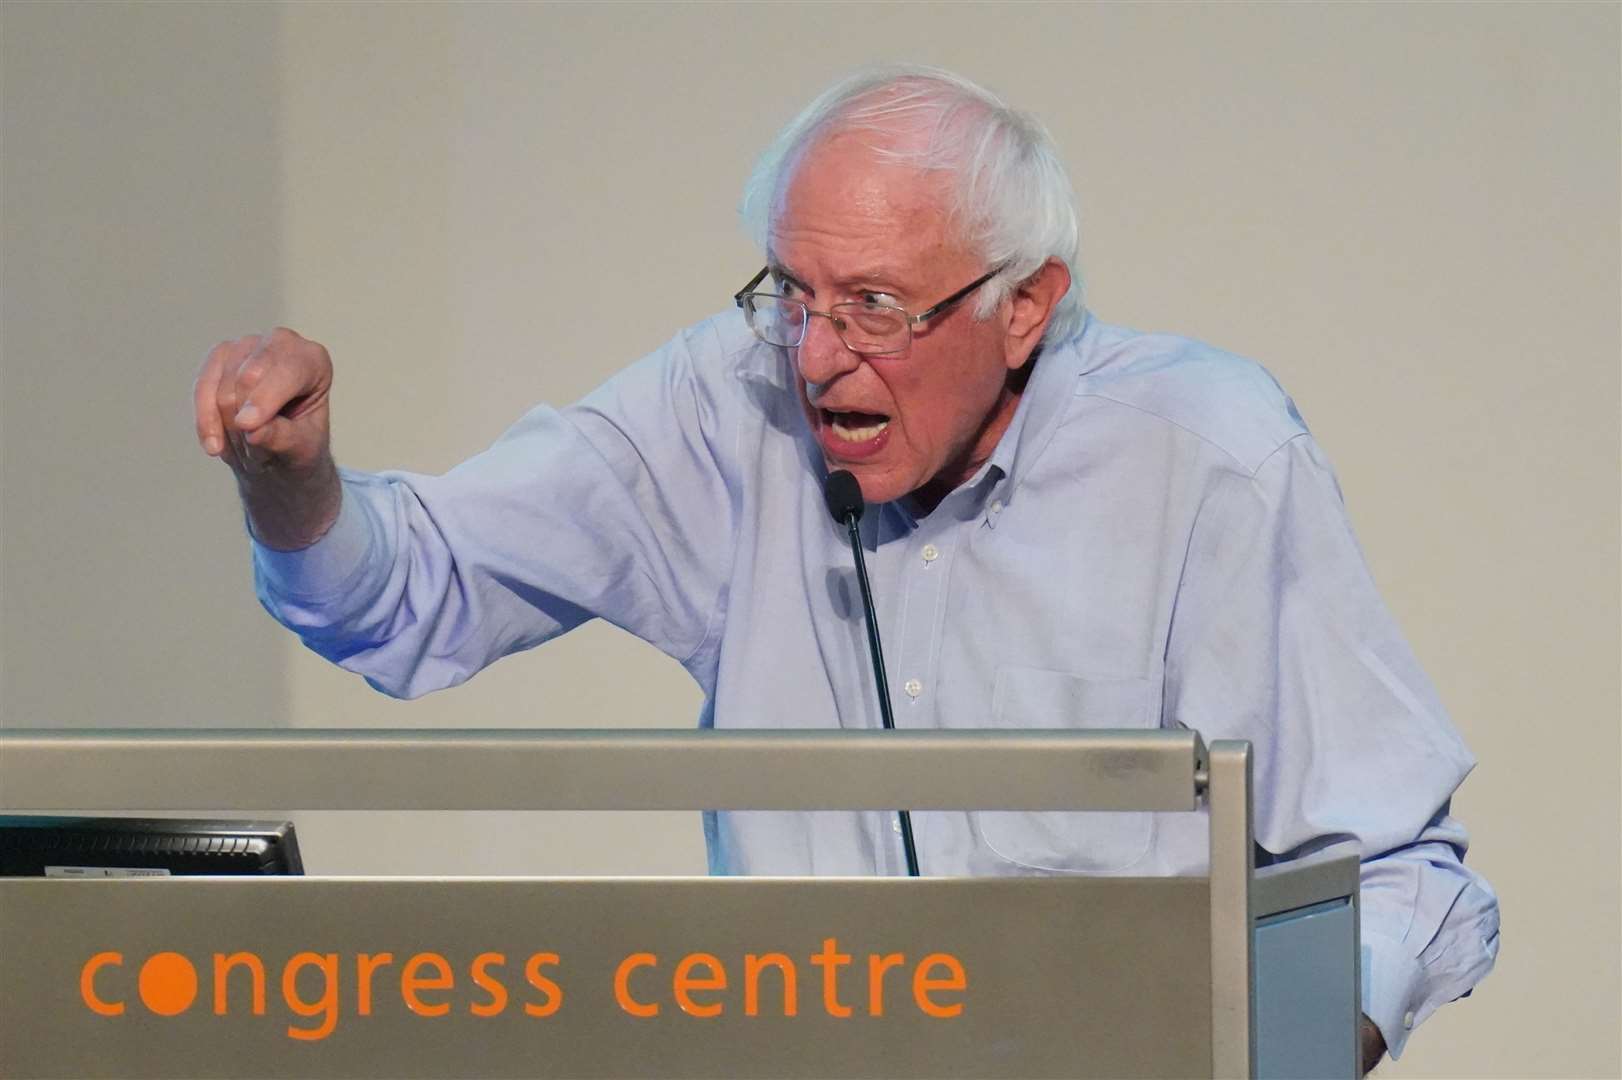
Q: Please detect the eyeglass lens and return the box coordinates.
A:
[744,295,908,353]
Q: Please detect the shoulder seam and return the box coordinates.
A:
[1075,389,1304,477]
[678,318,741,671]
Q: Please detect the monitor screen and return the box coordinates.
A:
[0,816,303,877]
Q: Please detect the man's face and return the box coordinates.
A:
[768,133,1026,509]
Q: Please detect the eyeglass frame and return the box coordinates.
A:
[732,264,1006,355]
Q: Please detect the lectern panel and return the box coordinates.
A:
[0,876,1212,1079]
[1254,899,1358,1079]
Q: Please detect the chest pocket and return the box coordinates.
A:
[974,666,1157,874]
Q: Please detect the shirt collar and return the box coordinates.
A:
[937,309,1095,518]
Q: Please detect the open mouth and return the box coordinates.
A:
[822,409,891,443]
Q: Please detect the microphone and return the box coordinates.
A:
[823,470,921,877]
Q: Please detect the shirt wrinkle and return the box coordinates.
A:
[568,413,705,659]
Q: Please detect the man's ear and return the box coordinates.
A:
[1004,257,1072,370]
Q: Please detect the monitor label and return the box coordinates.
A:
[43,866,171,878]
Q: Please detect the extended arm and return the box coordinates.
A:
[197,323,740,698]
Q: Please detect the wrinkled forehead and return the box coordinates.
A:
[768,130,964,264]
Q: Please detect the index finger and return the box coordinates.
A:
[193,338,251,456]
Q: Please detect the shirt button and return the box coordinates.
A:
[892,819,902,834]
[1403,1011,1415,1030]
[903,678,923,699]
[990,499,1004,514]
[921,544,939,564]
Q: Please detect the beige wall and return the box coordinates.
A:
[1,1,290,727]
[3,3,1618,1076]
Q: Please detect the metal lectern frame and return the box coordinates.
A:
[0,727,1355,1078]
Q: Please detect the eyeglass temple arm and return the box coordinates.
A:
[909,265,1006,326]
[734,266,771,304]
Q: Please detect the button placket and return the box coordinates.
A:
[891,523,953,716]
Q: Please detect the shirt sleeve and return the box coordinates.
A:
[1163,432,1500,1059]
[251,323,739,700]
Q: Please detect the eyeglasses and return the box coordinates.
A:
[733,265,1003,355]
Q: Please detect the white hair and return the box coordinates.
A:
[740,64,1084,346]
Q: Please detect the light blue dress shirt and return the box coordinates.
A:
[255,310,1498,1057]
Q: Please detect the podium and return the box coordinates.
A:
[0,729,1360,1078]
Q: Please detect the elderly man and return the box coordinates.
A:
[194,66,1496,1068]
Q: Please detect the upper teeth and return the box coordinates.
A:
[831,415,889,442]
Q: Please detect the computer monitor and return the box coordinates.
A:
[0,816,303,877]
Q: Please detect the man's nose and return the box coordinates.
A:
[795,311,861,388]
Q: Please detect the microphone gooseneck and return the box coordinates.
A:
[823,469,921,878]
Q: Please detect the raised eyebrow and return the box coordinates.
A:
[839,271,909,298]
[768,264,907,299]
[767,263,808,292]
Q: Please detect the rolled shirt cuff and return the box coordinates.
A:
[250,476,376,602]
[1360,929,1427,1060]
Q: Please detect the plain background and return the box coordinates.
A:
[2,3,1617,1076]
